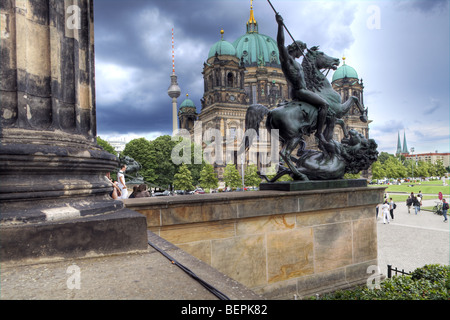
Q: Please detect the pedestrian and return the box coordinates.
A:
[381,200,390,224]
[118,164,128,199]
[135,184,151,198]
[413,196,420,215]
[389,197,395,220]
[406,192,414,213]
[128,185,139,199]
[376,203,381,219]
[417,191,423,211]
[105,172,121,200]
[442,199,449,223]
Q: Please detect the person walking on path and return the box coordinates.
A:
[381,200,390,224]
[413,196,420,215]
[417,191,423,212]
[406,192,414,213]
[389,197,395,220]
[442,198,449,223]
[118,164,128,199]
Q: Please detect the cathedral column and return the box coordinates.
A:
[0,0,147,262]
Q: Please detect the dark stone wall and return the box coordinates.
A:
[0,0,118,217]
[0,0,96,138]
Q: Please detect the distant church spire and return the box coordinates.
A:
[396,132,402,155]
[402,131,409,154]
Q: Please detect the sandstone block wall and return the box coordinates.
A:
[125,187,385,299]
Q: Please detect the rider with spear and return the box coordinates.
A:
[272,2,330,151]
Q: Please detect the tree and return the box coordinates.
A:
[384,156,406,178]
[123,135,205,190]
[404,158,416,178]
[223,164,242,188]
[122,137,156,183]
[173,164,194,191]
[343,172,361,179]
[415,161,430,178]
[149,135,179,189]
[97,137,117,156]
[433,159,447,177]
[378,152,391,164]
[371,160,385,180]
[244,164,262,187]
[185,141,204,186]
[199,164,219,190]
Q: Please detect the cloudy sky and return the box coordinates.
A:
[93,0,449,155]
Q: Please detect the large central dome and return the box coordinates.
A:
[233,33,280,67]
[233,4,280,67]
[206,3,280,67]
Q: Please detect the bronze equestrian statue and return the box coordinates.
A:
[239,13,375,182]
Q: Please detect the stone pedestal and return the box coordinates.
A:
[124,186,386,299]
[260,179,368,191]
[0,0,147,262]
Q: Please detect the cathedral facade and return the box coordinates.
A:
[178,3,370,181]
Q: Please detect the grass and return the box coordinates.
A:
[369,181,450,203]
[385,184,449,195]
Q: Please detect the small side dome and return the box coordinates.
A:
[180,94,195,108]
[332,58,359,82]
[208,29,237,59]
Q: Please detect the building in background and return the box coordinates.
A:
[106,137,127,153]
[331,57,370,141]
[179,1,370,181]
[405,153,450,168]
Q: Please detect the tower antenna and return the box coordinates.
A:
[172,28,175,74]
[168,27,181,134]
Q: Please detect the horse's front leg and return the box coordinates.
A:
[352,97,368,122]
[335,118,348,138]
[280,137,309,181]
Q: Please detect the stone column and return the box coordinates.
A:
[0,0,147,262]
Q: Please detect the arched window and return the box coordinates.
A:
[227,72,234,87]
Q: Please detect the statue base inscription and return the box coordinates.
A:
[259,179,367,191]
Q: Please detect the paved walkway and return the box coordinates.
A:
[376,198,450,276]
[0,231,261,300]
[2,198,448,300]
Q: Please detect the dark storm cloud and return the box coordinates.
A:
[93,0,264,136]
[395,0,449,13]
[93,0,361,137]
[93,0,449,153]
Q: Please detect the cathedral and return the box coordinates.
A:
[176,2,370,180]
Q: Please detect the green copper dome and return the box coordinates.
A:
[233,33,280,67]
[208,31,237,59]
[233,4,279,67]
[332,60,359,82]
[180,95,195,108]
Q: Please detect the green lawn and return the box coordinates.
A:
[369,181,450,203]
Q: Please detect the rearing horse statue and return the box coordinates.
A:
[240,46,368,181]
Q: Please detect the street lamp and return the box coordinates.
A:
[410,147,414,181]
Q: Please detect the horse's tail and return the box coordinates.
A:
[238,104,270,155]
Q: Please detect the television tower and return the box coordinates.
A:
[167,28,181,133]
